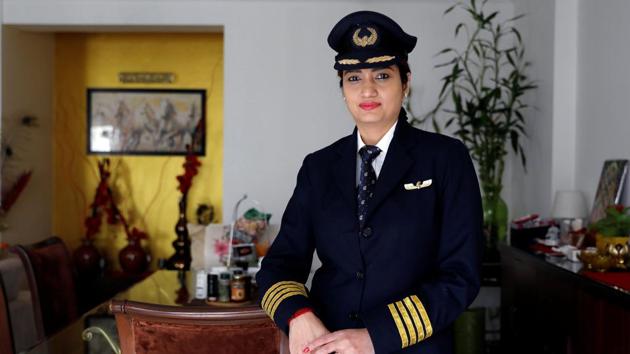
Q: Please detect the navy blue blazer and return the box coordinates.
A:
[256,112,483,354]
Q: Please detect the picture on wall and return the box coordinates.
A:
[87,88,206,155]
[589,159,629,223]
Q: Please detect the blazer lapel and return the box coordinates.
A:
[366,118,416,221]
[333,129,358,214]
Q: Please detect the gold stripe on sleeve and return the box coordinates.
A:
[263,286,305,315]
[261,281,303,309]
[395,301,417,345]
[264,285,306,315]
[387,303,409,348]
[263,284,305,312]
[269,290,307,319]
[403,297,425,341]
[411,295,433,338]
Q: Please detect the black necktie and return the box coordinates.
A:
[357,145,381,229]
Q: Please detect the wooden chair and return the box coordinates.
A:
[0,273,16,354]
[110,300,289,354]
[12,236,79,339]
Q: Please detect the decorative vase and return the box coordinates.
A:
[119,238,149,274]
[478,154,508,262]
[73,238,103,277]
[481,185,508,261]
[166,196,191,271]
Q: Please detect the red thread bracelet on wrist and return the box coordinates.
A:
[289,307,313,323]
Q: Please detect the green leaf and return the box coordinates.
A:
[435,57,458,68]
[466,8,481,22]
[439,78,452,98]
[506,51,516,67]
[432,119,442,134]
[435,47,456,57]
[455,23,466,37]
[505,14,525,23]
[520,147,527,169]
[510,131,518,152]
[484,11,498,25]
[511,27,523,43]
[444,3,458,16]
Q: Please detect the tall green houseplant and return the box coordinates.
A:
[413,0,536,252]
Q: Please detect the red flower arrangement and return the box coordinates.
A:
[84,159,148,241]
[176,146,201,195]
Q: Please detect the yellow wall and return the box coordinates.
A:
[53,33,223,268]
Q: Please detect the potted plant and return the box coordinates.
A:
[412,0,536,253]
[588,204,630,252]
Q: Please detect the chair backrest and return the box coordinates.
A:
[110,300,289,354]
[0,273,16,354]
[12,236,79,339]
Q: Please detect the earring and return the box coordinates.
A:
[343,96,346,101]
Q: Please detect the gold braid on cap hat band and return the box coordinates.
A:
[337,56,396,65]
[338,59,361,65]
[366,55,396,63]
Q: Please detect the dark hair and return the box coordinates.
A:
[337,60,411,88]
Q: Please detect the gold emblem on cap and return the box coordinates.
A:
[353,27,378,47]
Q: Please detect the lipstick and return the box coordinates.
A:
[359,102,381,110]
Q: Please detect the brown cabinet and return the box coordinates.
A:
[500,244,630,354]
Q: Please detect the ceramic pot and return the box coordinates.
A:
[119,238,149,274]
[595,234,630,253]
[73,238,103,277]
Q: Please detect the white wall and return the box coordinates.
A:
[4,0,628,270]
[576,0,630,209]
[1,27,54,245]
[1,0,515,226]
[509,0,556,218]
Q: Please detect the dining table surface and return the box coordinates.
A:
[25,269,261,354]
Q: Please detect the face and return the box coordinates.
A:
[342,65,408,128]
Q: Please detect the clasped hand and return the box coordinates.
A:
[288,312,375,354]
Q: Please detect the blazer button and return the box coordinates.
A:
[356,271,364,280]
[361,227,372,238]
[348,312,360,321]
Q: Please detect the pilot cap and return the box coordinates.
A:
[327,11,417,70]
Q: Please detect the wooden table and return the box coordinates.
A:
[25,270,264,354]
[500,244,630,354]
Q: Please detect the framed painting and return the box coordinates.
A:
[589,159,629,223]
[87,88,206,155]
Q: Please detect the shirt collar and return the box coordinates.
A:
[357,120,398,155]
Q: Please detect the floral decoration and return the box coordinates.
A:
[84,158,148,241]
[588,204,630,237]
[176,146,201,195]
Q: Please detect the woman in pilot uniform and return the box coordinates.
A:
[256,10,483,354]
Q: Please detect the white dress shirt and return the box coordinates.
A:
[356,121,397,186]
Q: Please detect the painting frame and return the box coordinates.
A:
[589,159,629,223]
[87,88,206,156]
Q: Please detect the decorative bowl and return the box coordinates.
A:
[578,249,616,272]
